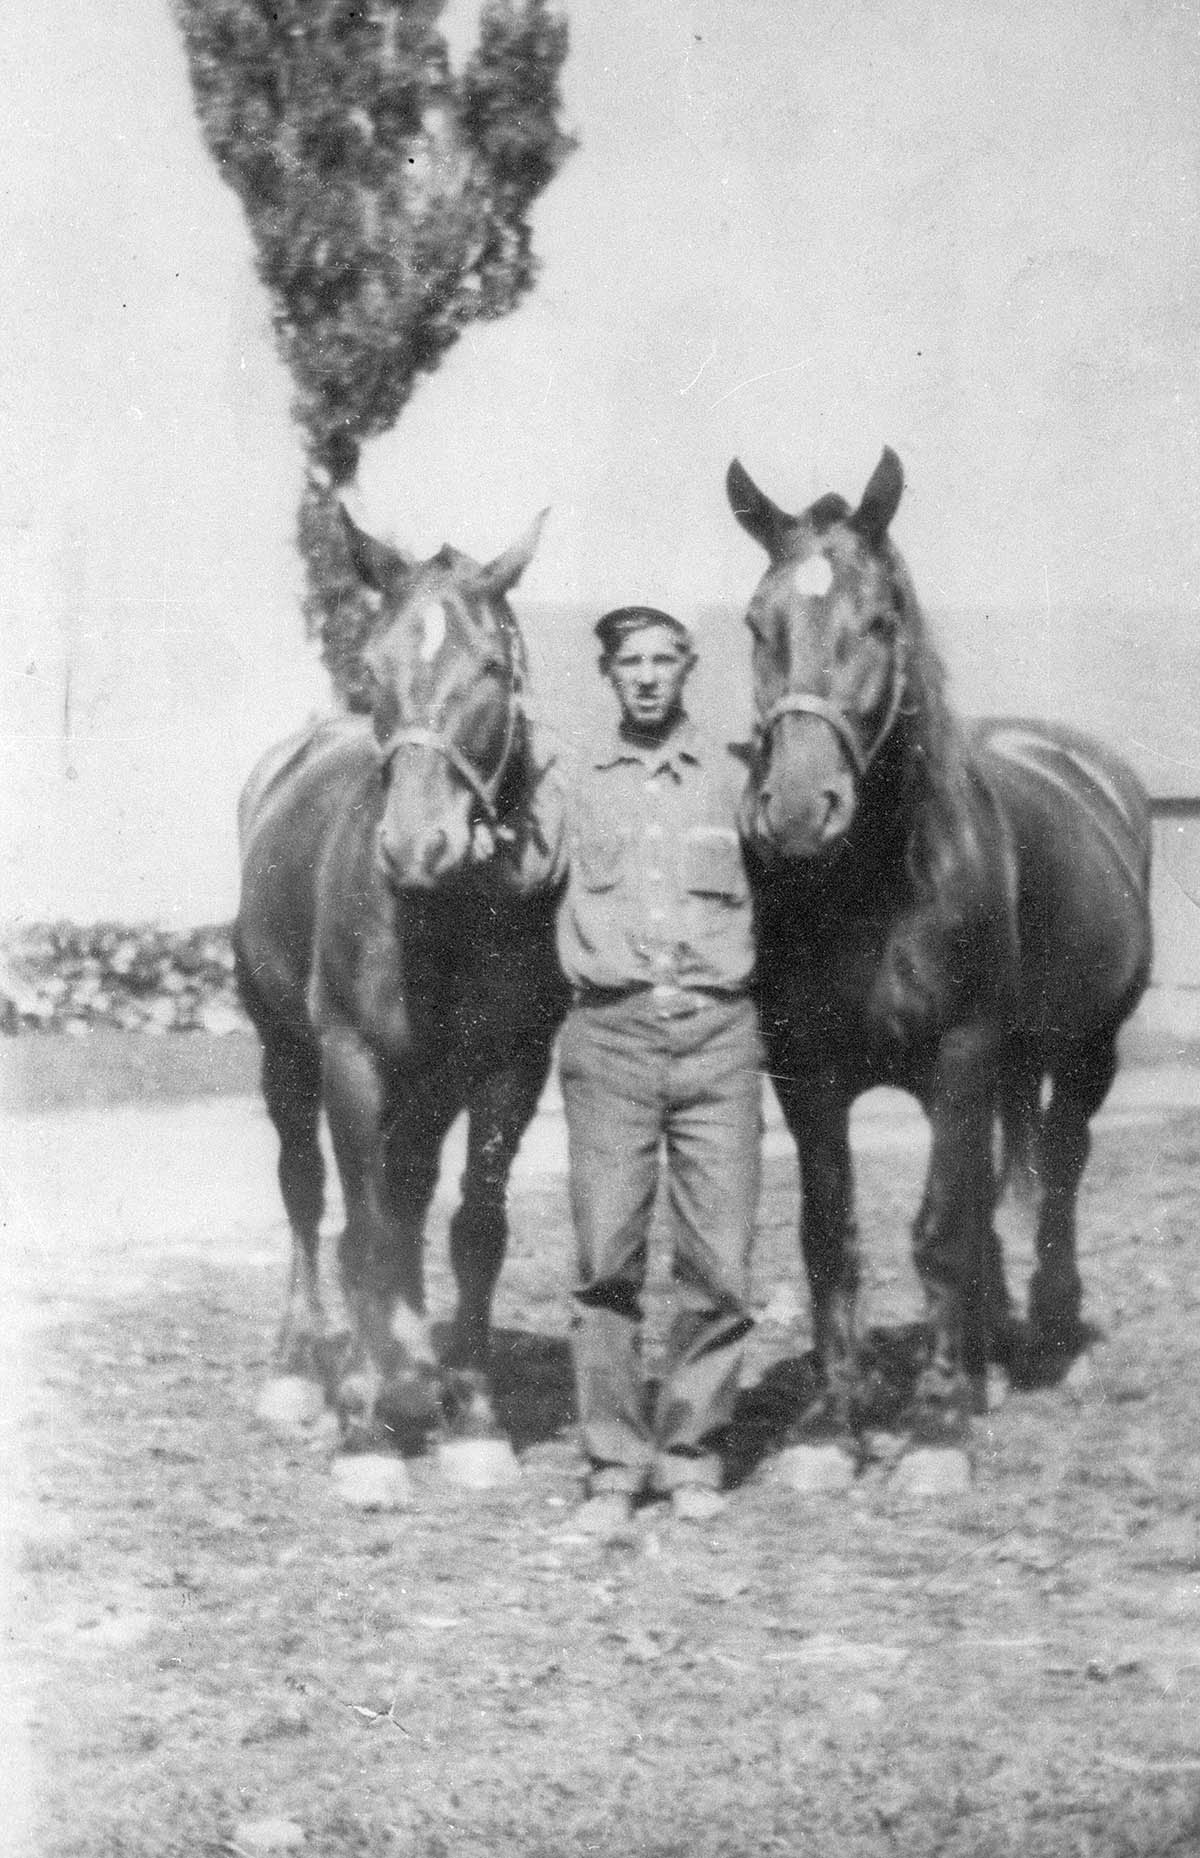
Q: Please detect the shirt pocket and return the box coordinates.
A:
[574,826,628,892]
[683,826,748,901]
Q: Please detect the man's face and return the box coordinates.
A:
[605,623,694,733]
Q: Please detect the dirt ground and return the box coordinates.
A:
[3,1036,1200,1858]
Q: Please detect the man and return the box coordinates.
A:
[555,606,763,1534]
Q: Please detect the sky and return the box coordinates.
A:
[1,0,1198,918]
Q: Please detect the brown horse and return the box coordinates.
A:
[235,509,568,1456]
[727,449,1152,1472]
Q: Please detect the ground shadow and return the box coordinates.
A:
[724,1322,937,1486]
[488,1324,575,1451]
[722,1314,1098,1486]
[317,1310,1097,1468]
[300,1322,576,1457]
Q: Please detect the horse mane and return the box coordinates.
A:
[842,542,1013,1038]
[878,544,982,908]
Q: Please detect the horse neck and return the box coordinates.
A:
[858,728,924,867]
[864,664,978,893]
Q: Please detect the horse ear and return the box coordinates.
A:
[726,460,794,562]
[478,509,549,597]
[853,448,904,544]
[338,506,413,595]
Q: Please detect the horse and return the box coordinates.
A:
[726,448,1152,1476]
[234,507,568,1462]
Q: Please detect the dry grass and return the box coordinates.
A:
[9,1050,1200,1856]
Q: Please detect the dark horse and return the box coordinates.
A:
[727,449,1152,1467]
[235,509,567,1455]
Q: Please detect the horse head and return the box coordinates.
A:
[726,449,910,860]
[341,506,546,892]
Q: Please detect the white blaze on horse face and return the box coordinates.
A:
[790,553,834,599]
[416,600,448,662]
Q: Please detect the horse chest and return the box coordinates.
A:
[758,893,970,1072]
[320,898,560,1073]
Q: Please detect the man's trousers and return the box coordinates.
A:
[558,989,763,1495]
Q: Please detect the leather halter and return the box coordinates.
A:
[758,637,907,781]
[378,666,524,832]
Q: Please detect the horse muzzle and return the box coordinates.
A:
[754,740,858,860]
[376,818,475,892]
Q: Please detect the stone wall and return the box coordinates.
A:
[0,923,245,1036]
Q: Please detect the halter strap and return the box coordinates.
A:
[758,638,907,781]
[379,689,523,830]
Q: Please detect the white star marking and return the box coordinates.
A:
[417,600,447,661]
[791,555,834,598]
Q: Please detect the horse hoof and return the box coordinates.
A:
[256,1375,326,1435]
[331,1452,413,1512]
[891,1446,972,1498]
[774,1441,857,1493]
[437,1436,521,1490]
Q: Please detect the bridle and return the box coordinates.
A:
[377,662,525,836]
[757,635,908,782]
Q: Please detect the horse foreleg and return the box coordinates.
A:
[977,1157,1023,1374]
[774,1074,861,1444]
[258,1022,329,1380]
[910,1029,999,1444]
[321,1030,447,1448]
[443,1047,555,1414]
[1029,1036,1117,1358]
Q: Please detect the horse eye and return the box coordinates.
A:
[867,613,896,641]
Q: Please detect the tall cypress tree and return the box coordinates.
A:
[172,0,572,700]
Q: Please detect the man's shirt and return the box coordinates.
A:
[554,716,755,995]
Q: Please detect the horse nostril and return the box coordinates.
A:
[421,830,449,876]
[818,781,853,842]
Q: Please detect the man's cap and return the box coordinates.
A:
[594,605,693,656]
